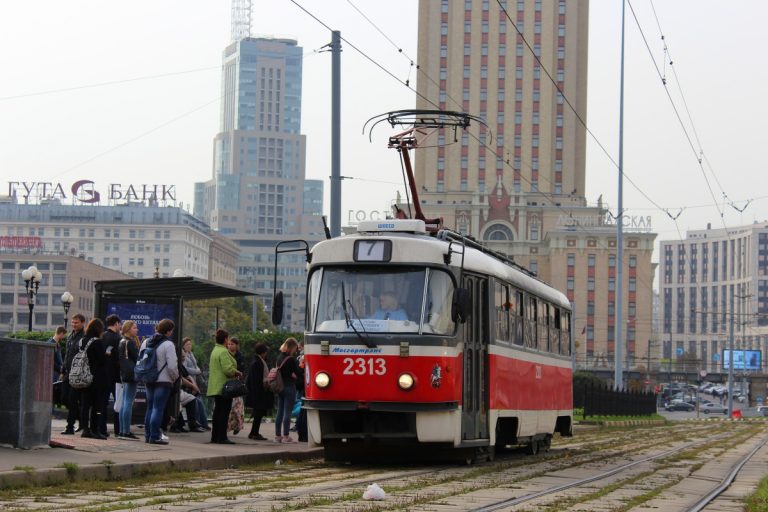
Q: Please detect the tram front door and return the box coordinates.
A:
[461,274,488,441]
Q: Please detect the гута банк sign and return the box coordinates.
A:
[8,180,176,204]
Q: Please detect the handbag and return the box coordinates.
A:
[222,378,247,399]
[119,339,136,383]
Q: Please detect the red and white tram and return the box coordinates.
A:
[272,218,573,461]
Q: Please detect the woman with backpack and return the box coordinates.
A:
[140,319,178,445]
[78,318,107,439]
[117,320,140,440]
[207,329,242,444]
[274,337,304,443]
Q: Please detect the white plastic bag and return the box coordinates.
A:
[363,483,386,500]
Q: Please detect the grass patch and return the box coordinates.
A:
[12,466,34,473]
[746,474,768,511]
[60,461,78,480]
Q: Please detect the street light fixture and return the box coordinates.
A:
[61,291,74,328]
[21,265,42,332]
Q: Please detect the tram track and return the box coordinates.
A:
[1,422,763,511]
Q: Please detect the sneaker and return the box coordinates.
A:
[160,433,169,441]
[124,432,140,440]
[275,436,284,443]
[281,436,295,443]
[60,428,75,435]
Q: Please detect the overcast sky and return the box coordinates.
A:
[1,1,766,276]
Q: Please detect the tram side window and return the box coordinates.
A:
[538,302,550,352]
[561,311,571,355]
[494,282,510,342]
[524,295,537,349]
[512,290,523,345]
[553,307,562,354]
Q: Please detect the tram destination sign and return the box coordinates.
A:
[7,180,176,204]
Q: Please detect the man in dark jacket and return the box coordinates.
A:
[61,314,85,434]
[100,314,122,437]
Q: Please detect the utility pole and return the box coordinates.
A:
[727,305,734,419]
[614,0,627,391]
[330,30,342,237]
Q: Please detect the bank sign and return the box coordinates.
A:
[8,180,176,204]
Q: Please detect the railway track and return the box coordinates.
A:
[0,422,764,511]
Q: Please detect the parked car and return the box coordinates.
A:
[666,401,695,412]
[701,402,728,414]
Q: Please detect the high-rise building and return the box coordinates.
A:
[411,0,658,375]
[660,222,768,374]
[415,0,588,200]
[195,37,324,331]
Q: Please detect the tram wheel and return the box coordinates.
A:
[527,439,539,455]
[539,436,552,452]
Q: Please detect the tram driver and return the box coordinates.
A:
[371,291,408,321]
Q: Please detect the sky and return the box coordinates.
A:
[1,1,767,279]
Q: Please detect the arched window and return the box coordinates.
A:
[484,224,514,241]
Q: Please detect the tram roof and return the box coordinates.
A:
[311,231,570,310]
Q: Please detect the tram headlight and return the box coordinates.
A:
[314,371,331,389]
[398,373,415,390]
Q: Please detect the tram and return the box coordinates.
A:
[270,110,573,461]
[271,219,573,461]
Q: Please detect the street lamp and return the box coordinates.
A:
[61,291,74,328]
[21,265,42,332]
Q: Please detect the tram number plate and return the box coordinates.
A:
[342,357,387,376]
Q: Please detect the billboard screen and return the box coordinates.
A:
[104,298,179,339]
[722,349,762,371]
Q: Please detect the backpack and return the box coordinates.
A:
[267,358,288,394]
[68,338,95,389]
[133,339,168,383]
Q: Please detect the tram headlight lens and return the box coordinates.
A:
[398,373,415,390]
[314,372,330,389]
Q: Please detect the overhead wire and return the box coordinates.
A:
[0,66,220,102]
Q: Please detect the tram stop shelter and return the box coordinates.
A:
[94,276,256,339]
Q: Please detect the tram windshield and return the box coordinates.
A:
[309,266,456,335]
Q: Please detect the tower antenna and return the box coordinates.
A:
[231,0,252,42]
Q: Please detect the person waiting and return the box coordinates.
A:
[371,291,408,320]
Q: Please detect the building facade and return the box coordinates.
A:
[194,37,325,332]
[412,0,658,372]
[0,203,238,284]
[660,222,768,374]
[0,254,130,334]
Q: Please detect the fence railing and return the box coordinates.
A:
[574,382,657,417]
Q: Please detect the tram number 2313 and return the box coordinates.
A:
[342,357,387,376]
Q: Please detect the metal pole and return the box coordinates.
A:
[728,307,734,419]
[330,30,342,238]
[614,0,627,390]
[27,292,33,332]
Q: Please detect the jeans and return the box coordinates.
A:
[275,384,297,437]
[144,383,172,442]
[119,382,137,434]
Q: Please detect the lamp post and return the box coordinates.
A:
[61,291,73,328]
[21,265,42,332]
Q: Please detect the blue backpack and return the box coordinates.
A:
[133,339,168,383]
